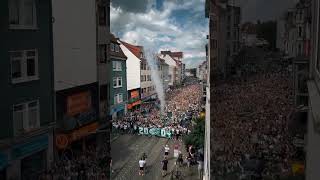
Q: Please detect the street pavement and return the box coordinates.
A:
[111,134,199,180]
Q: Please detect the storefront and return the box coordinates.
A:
[110,103,126,119]
[55,122,99,156]
[7,134,49,180]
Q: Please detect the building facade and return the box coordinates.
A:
[306,0,320,179]
[0,0,55,179]
[119,41,142,111]
[52,0,101,159]
[110,34,127,119]
[207,0,241,80]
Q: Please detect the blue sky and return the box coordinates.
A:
[110,0,208,68]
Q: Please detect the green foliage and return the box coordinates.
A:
[183,117,205,150]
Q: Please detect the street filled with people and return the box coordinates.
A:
[211,59,298,179]
[38,81,204,180]
[112,83,202,138]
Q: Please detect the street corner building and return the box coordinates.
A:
[0,0,55,179]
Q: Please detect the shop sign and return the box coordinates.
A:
[138,127,172,138]
[12,135,48,160]
[55,122,98,150]
[70,122,98,142]
[0,153,8,170]
[128,100,141,109]
[67,91,91,116]
[55,134,69,150]
[130,90,139,99]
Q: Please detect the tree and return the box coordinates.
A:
[183,117,205,150]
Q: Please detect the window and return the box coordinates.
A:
[98,5,106,25]
[113,61,122,71]
[114,94,123,104]
[13,100,39,135]
[9,0,37,29]
[299,26,302,37]
[10,49,38,83]
[99,45,106,63]
[113,77,122,88]
[110,43,115,51]
[115,44,120,52]
[140,53,144,58]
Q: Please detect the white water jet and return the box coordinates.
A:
[144,48,166,114]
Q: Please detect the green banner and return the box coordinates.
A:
[138,127,172,138]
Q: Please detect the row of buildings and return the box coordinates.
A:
[278,0,320,179]
[205,0,241,80]
[0,0,185,179]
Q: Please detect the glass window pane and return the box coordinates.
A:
[12,60,22,79]
[24,0,35,26]
[118,78,122,86]
[9,0,20,25]
[28,108,38,128]
[113,78,117,87]
[27,58,35,76]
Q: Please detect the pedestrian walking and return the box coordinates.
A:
[161,156,169,177]
[164,144,170,157]
[138,157,146,176]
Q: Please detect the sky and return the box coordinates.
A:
[110,0,208,69]
[110,0,295,68]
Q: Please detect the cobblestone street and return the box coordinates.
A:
[111,134,199,180]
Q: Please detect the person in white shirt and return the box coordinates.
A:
[138,158,146,176]
[164,144,170,157]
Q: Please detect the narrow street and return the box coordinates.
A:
[111,135,178,180]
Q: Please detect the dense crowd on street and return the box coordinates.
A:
[112,83,202,137]
[211,63,297,178]
[39,145,110,180]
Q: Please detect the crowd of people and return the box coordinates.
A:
[211,62,297,179]
[39,145,110,180]
[112,84,202,138]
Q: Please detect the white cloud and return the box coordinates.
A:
[111,0,208,68]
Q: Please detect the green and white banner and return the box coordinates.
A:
[138,127,172,138]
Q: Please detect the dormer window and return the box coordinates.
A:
[140,53,143,58]
[111,43,114,51]
[115,44,119,52]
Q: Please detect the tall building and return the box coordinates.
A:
[204,1,213,180]
[96,0,111,154]
[52,0,101,159]
[119,41,142,112]
[306,0,320,179]
[160,53,177,88]
[110,34,128,120]
[207,0,241,80]
[0,0,55,179]
[160,51,184,86]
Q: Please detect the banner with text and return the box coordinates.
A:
[138,127,172,138]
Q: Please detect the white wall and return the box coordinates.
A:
[119,41,141,90]
[161,54,176,86]
[52,0,97,91]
